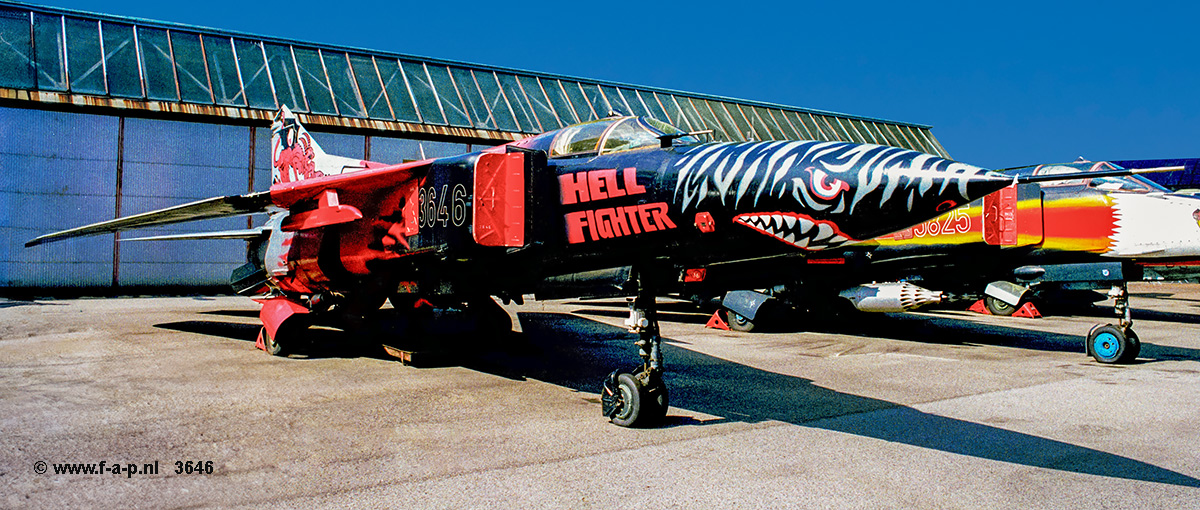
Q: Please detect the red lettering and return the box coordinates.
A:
[622,206,642,234]
[648,204,677,230]
[584,209,600,241]
[638,205,658,233]
[598,169,623,198]
[558,173,590,205]
[607,207,631,236]
[587,171,608,201]
[593,208,615,238]
[565,210,589,243]
[560,168,643,205]
[563,201,674,244]
[623,167,647,195]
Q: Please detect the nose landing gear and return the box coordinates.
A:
[600,274,669,428]
[1085,283,1140,364]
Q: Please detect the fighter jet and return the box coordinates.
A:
[28,107,1023,427]
[708,160,1199,365]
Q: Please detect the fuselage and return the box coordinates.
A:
[255,115,1014,302]
[872,161,1200,264]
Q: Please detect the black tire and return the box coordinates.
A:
[262,326,287,357]
[1118,328,1141,364]
[639,375,670,424]
[984,296,1018,316]
[602,369,670,428]
[1086,324,1127,364]
[727,310,756,332]
[608,373,644,427]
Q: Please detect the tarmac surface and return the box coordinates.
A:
[2,282,1199,508]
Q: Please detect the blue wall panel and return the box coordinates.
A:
[0,107,117,288]
[117,118,250,287]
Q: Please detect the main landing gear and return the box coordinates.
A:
[1085,282,1140,364]
[601,277,669,428]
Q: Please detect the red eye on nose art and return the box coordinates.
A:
[1193,209,1200,222]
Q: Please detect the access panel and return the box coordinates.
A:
[473,151,525,247]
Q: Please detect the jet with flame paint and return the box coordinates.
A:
[708,160,1198,365]
[29,108,1044,427]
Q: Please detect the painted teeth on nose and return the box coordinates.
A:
[783,216,796,229]
[798,217,813,232]
[771,214,783,229]
[783,232,796,245]
[816,223,833,241]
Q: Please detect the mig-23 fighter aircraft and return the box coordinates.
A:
[707,160,1198,365]
[31,107,1089,427]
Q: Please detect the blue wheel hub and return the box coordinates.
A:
[1093,332,1120,360]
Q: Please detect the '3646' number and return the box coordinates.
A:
[418,183,467,228]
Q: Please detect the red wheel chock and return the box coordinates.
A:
[705,310,730,330]
[968,299,990,314]
[1012,302,1042,318]
[967,299,1042,318]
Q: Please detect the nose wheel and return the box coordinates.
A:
[1086,283,1140,364]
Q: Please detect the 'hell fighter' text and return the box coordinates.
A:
[559,168,677,244]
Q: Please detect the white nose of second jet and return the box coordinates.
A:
[1108,194,1200,258]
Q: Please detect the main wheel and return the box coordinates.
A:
[1086,324,1129,364]
[261,326,288,357]
[261,317,311,357]
[601,371,668,428]
[727,310,756,332]
[984,296,1018,316]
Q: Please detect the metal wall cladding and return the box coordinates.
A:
[2,104,489,290]
[310,132,364,160]
[118,118,251,286]
[253,127,272,192]
[1,108,118,287]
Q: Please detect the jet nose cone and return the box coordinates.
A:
[962,171,1014,202]
[671,141,1013,251]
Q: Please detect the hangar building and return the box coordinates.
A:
[0,0,951,293]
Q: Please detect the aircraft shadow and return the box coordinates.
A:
[153,320,397,361]
[0,300,67,309]
[569,301,1200,362]
[153,309,1198,487]
[1048,304,1200,325]
[470,312,1199,488]
[567,306,711,325]
[1129,291,1200,303]
[198,309,261,319]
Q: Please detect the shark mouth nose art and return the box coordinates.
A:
[733,212,854,250]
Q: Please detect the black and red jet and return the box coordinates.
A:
[28,107,1013,427]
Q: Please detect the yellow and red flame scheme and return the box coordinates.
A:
[876,193,1117,254]
[870,161,1200,266]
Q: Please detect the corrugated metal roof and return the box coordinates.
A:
[0,0,950,157]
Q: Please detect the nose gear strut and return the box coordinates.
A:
[600,269,669,427]
[1085,282,1140,364]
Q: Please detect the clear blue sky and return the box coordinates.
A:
[30,0,1200,169]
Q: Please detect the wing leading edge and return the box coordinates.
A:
[25,191,274,247]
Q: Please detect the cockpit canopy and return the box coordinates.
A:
[513,117,697,158]
[1027,161,1170,193]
